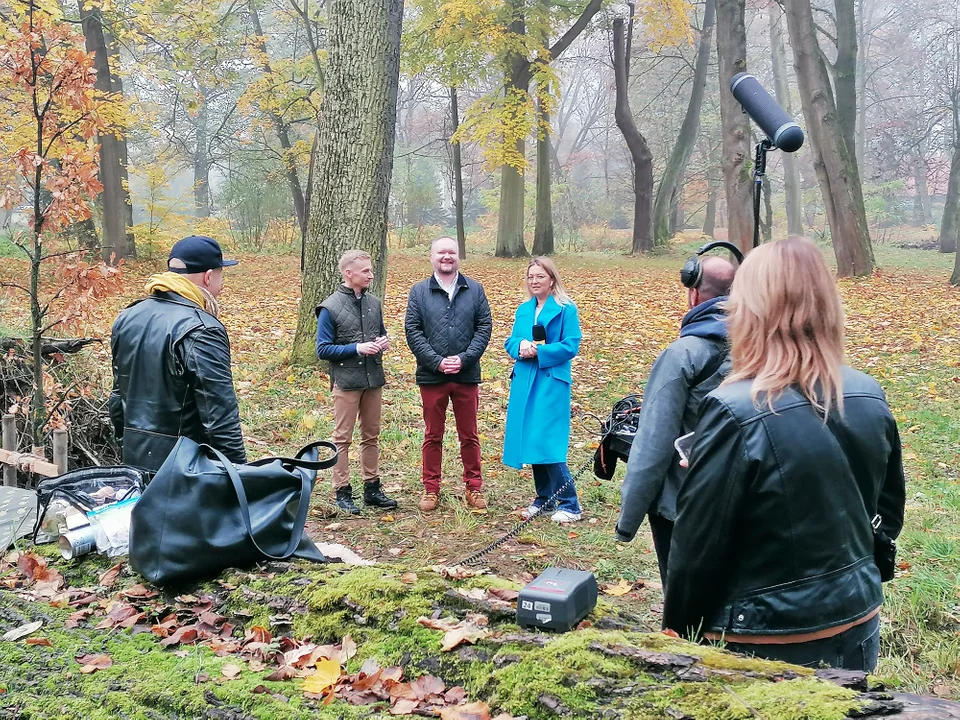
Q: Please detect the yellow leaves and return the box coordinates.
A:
[601,579,633,597]
[302,658,342,697]
[634,0,694,51]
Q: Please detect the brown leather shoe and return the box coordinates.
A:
[464,489,487,510]
[418,492,440,512]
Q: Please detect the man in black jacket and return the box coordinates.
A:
[615,256,736,586]
[109,235,246,474]
[404,237,492,512]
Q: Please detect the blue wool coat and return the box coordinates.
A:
[502,296,582,469]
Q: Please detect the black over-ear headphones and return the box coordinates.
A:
[680,241,745,289]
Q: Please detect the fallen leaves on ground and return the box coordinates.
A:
[417,614,491,651]
[75,653,112,673]
[602,578,643,597]
[428,565,489,580]
[1,620,43,642]
[98,562,124,588]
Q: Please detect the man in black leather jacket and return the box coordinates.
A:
[109,236,247,474]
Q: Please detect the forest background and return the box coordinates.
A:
[1,0,960,717]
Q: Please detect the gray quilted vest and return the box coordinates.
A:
[318,287,385,390]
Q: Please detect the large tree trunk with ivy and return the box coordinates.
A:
[290,0,404,364]
[653,0,715,247]
[78,0,136,262]
[532,100,554,256]
[769,2,804,237]
[716,0,752,254]
[785,0,874,276]
[613,19,653,254]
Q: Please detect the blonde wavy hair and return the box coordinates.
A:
[724,237,845,416]
[526,256,573,305]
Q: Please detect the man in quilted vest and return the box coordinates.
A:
[316,250,398,515]
[404,237,493,512]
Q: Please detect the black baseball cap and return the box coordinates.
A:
[168,235,238,274]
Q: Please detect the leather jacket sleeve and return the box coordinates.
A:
[108,331,124,439]
[663,394,750,638]
[109,377,124,440]
[180,327,247,464]
[878,418,906,541]
[404,285,445,371]
[459,285,492,369]
[616,348,690,541]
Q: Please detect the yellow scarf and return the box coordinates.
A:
[145,272,217,317]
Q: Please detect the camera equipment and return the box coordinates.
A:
[517,567,598,632]
[730,73,804,152]
[730,72,805,248]
[680,241,745,289]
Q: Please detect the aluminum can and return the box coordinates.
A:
[59,525,96,560]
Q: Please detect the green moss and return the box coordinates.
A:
[626,677,861,720]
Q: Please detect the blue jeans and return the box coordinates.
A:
[531,463,581,514]
[724,613,881,672]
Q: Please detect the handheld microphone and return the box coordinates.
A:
[730,73,804,153]
[532,324,546,343]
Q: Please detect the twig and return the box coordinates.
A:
[722,685,769,719]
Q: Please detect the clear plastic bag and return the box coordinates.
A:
[87,496,139,558]
[33,467,146,544]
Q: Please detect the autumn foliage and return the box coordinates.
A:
[0,2,124,446]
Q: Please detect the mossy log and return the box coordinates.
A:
[0,555,957,720]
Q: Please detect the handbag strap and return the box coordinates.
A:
[247,440,338,471]
[205,445,312,561]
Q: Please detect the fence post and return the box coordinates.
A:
[53,429,68,475]
[2,414,15,486]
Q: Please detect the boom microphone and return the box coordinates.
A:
[730,72,804,153]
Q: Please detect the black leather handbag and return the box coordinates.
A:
[129,437,336,585]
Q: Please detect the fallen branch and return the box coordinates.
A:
[0,337,102,358]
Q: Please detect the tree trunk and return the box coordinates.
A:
[532,100,554,255]
[289,0,404,364]
[450,87,467,258]
[939,138,960,254]
[302,130,318,272]
[769,2,804,236]
[653,0,716,246]
[784,0,874,277]
[194,98,211,219]
[703,189,717,237]
[716,0,752,254]
[613,19,653,254]
[914,153,932,226]
[495,2,530,259]
[834,0,859,176]
[78,0,135,262]
[249,2,308,239]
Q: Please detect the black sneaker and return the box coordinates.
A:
[335,485,360,515]
[363,478,398,509]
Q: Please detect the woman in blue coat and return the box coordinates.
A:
[503,257,583,523]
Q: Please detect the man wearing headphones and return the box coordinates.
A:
[615,243,739,588]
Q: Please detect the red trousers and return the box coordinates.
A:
[419,382,482,493]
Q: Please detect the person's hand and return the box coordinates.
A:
[357,341,381,355]
[375,335,391,352]
[439,355,462,374]
[519,340,538,359]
